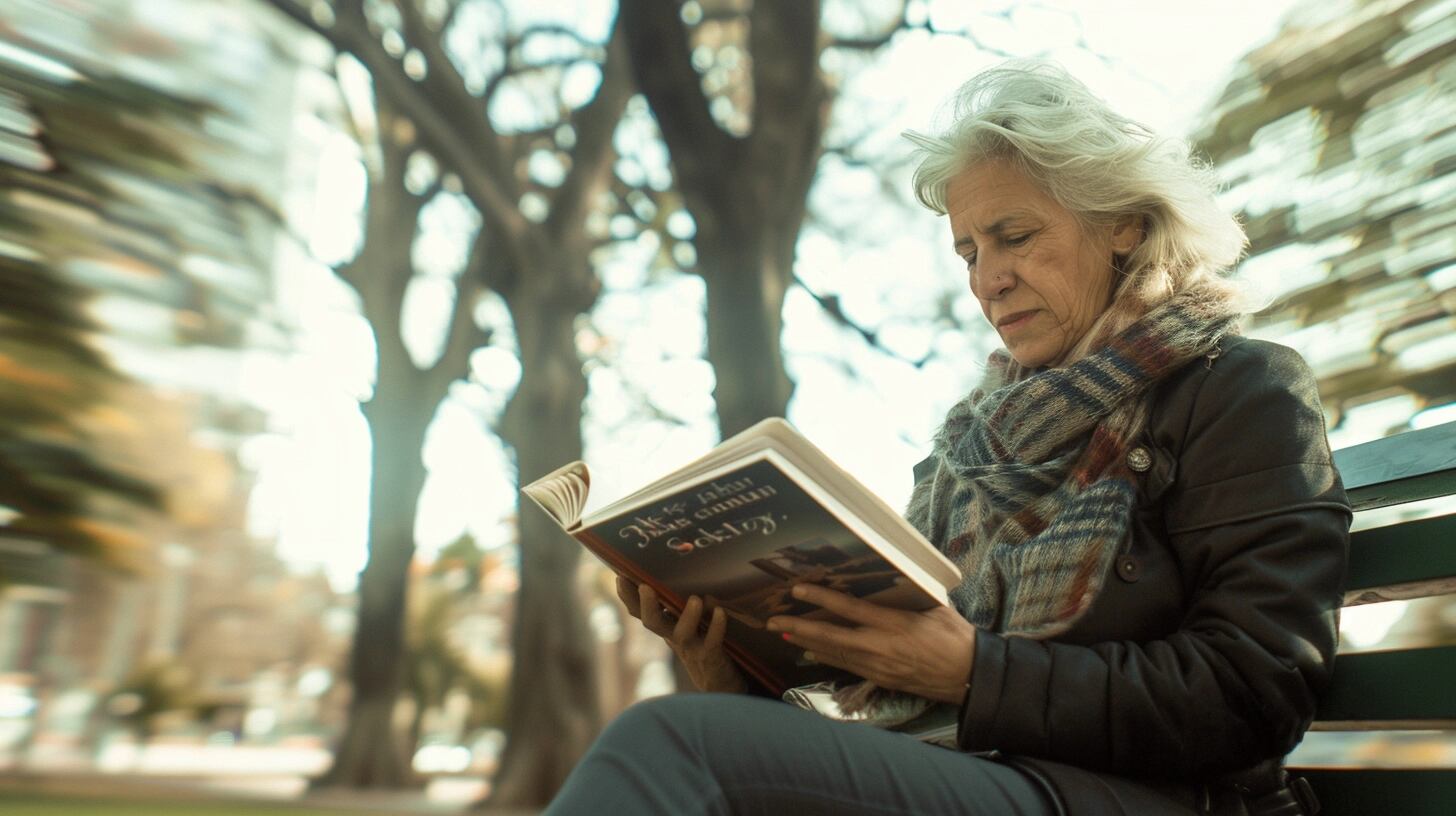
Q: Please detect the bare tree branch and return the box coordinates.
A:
[506,23,604,51]
[258,0,335,42]
[819,0,906,51]
[440,0,467,36]
[619,0,736,201]
[482,55,597,106]
[437,279,489,386]
[257,0,526,236]
[790,272,932,369]
[548,17,634,241]
[611,366,693,428]
[392,0,519,205]
[824,3,1018,59]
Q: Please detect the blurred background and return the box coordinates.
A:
[0,0,1452,813]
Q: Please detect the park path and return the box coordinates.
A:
[0,772,542,815]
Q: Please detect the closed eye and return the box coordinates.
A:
[961,233,1032,269]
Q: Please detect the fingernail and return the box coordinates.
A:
[791,584,806,599]
[765,618,781,632]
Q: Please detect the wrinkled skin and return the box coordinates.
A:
[616,576,747,693]
[617,578,975,703]
[948,159,1141,369]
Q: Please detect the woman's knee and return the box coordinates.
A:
[601,695,681,745]
[606,693,729,740]
[600,693,771,757]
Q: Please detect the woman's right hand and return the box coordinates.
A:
[615,576,748,694]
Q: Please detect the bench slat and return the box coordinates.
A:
[1294,768,1456,816]
[1316,646,1456,725]
[1334,421,1456,511]
[1344,512,1456,605]
[1291,430,1455,802]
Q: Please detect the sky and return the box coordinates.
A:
[242,0,1313,589]
[1066,0,1302,135]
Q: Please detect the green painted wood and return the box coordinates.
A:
[1334,421,1456,511]
[1298,433,1456,804]
[1295,768,1456,816]
[1344,512,1456,603]
[1317,646,1456,724]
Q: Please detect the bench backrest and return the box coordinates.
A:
[1293,420,1456,815]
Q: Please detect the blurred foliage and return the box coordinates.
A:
[0,10,281,580]
[405,534,508,747]
[105,658,203,741]
[431,533,485,593]
[0,77,180,574]
[1194,0,1456,444]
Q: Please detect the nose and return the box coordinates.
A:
[970,257,1014,300]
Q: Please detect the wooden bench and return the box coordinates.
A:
[1291,420,1456,815]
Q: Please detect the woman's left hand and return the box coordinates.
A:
[766,583,977,705]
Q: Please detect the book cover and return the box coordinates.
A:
[567,452,945,694]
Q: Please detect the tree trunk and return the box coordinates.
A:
[320,693,411,787]
[315,364,436,788]
[484,268,601,809]
[314,111,459,788]
[619,0,827,440]
[406,695,426,763]
[698,223,798,436]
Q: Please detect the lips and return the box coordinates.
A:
[996,309,1038,328]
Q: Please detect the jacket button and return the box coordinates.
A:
[1126,446,1152,472]
[1116,554,1141,583]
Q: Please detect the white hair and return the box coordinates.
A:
[906,60,1252,364]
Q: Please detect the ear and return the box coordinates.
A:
[1108,214,1145,255]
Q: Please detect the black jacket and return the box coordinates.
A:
[956,337,1352,814]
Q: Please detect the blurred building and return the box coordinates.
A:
[1195,0,1456,768]
[0,0,354,760]
[1194,0,1456,447]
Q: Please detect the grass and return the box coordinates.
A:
[0,797,364,816]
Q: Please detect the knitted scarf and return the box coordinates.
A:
[834,283,1241,725]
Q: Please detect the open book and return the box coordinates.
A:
[523,417,961,696]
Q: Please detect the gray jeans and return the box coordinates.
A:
[545,693,1056,815]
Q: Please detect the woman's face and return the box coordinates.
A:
[946,160,1139,369]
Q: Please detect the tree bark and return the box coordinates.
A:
[485,257,601,807]
[314,374,436,788]
[620,0,828,438]
[315,106,475,789]
[697,223,800,436]
[258,2,630,798]
[480,18,631,809]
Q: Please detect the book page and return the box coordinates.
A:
[521,461,591,528]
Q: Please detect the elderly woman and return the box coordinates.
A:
[544,61,1349,816]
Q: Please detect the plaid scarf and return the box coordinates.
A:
[832,284,1239,725]
[908,284,1240,636]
